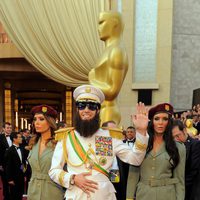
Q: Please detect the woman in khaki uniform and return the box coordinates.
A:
[27,105,64,200]
[128,103,186,200]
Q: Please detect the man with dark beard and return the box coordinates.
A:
[75,106,100,138]
[49,84,149,200]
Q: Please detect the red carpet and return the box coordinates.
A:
[0,179,3,200]
[0,179,27,200]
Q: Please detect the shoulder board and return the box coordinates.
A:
[102,127,124,140]
[55,127,74,141]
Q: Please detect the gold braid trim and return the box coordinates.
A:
[58,171,66,187]
[62,130,89,167]
[135,140,147,151]
[55,127,74,141]
[102,127,124,140]
[55,127,86,167]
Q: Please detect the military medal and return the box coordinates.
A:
[85,159,95,171]
[88,159,95,170]
[95,136,113,156]
[99,157,107,166]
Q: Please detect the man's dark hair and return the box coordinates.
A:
[102,120,116,127]
[3,122,11,128]
[10,132,20,142]
[172,120,185,131]
[192,114,198,117]
[127,126,135,130]
[57,121,66,129]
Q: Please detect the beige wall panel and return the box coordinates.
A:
[118,0,173,127]
[118,0,137,128]
[158,0,173,9]
[153,0,173,105]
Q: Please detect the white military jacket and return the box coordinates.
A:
[49,128,149,200]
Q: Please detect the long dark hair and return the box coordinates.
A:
[29,114,57,148]
[147,117,180,169]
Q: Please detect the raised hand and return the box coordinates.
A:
[131,102,149,136]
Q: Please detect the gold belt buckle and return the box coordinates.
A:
[161,179,166,186]
[149,179,153,187]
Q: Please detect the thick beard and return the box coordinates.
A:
[75,112,100,138]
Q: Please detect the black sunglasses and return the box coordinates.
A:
[76,102,100,111]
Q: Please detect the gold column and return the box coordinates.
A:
[65,91,72,127]
[4,89,11,123]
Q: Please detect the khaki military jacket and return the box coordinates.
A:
[27,139,64,200]
[127,142,186,200]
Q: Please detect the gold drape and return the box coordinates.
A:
[0,0,105,87]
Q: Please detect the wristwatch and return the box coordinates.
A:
[70,174,76,185]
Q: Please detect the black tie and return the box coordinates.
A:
[16,146,20,150]
[128,141,134,145]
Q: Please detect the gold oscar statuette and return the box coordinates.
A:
[89,11,128,125]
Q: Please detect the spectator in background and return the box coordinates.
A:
[20,129,32,195]
[21,129,31,147]
[0,122,12,200]
[123,126,137,199]
[5,132,26,200]
[123,126,136,146]
[172,120,200,200]
[192,114,200,134]
[57,121,67,129]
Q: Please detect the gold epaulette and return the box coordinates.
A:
[134,140,147,151]
[102,127,124,140]
[55,127,74,141]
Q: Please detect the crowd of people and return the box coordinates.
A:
[0,84,200,200]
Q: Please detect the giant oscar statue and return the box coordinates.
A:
[89,11,128,125]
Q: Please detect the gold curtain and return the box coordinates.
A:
[0,0,106,87]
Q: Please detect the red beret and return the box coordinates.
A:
[31,105,57,119]
[148,103,173,120]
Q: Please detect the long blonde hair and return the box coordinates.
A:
[28,114,57,149]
